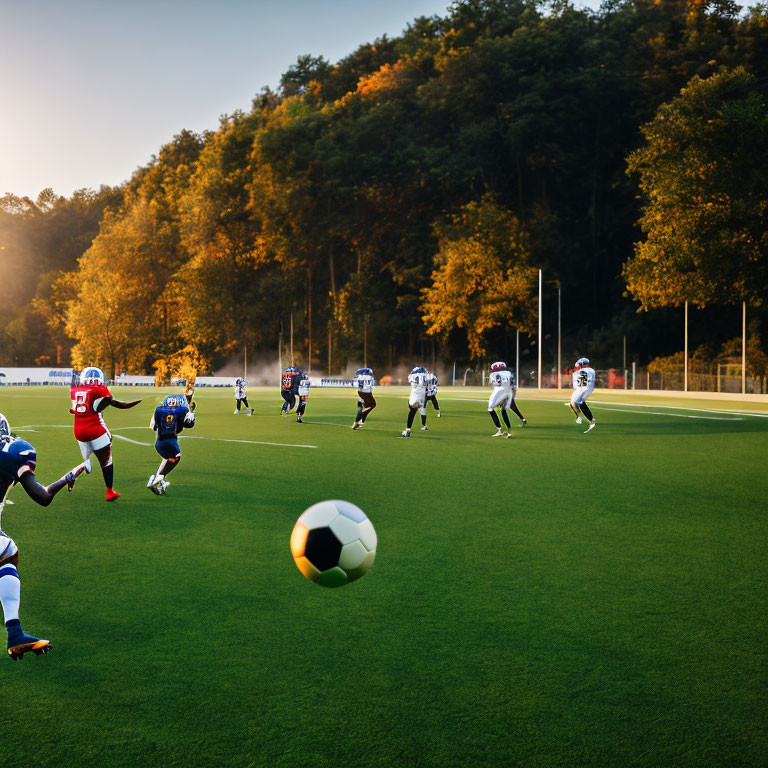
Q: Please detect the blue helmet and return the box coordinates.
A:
[355,367,373,377]
[0,412,10,438]
[162,395,181,409]
[410,366,426,374]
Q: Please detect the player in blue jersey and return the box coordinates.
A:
[146,395,196,495]
[0,413,90,660]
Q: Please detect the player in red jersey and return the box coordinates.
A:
[70,367,142,502]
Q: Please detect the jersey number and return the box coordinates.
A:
[577,373,588,387]
[72,391,88,414]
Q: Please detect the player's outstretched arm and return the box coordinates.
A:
[18,461,90,507]
[97,397,142,412]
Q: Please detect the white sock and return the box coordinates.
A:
[0,569,21,624]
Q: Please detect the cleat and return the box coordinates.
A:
[520,419,527,427]
[106,489,120,502]
[147,475,161,495]
[492,428,504,437]
[506,432,512,438]
[248,409,253,416]
[233,410,239,415]
[66,458,93,491]
[160,480,170,493]
[296,416,303,423]
[8,633,51,661]
[352,422,361,430]
[576,417,583,425]
[421,426,428,431]
[400,429,411,438]
[152,476,166,495]
[437,412,441,418]
[584,422,596,434]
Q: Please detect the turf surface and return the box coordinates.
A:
[0,385,766,768]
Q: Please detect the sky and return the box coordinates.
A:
[1,0,609,199]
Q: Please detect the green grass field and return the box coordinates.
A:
[0,385,766,768]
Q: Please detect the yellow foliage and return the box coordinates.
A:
[153,345,208,386]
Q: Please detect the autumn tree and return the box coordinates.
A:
[625,66,768,309]
[421,195,538,358]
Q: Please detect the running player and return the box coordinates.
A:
[0,413,90,660]
[296,372,310,423]
[147,395,196,495]
[568,357,596,433]
[487,361,526,437]
[401,366,429,437]
[233,378,252,415]
[352,367,376,429]
[280,367,301,415]
[70,367,142,502]
[425,371,441,417]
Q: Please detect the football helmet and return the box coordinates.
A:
[0,412,10,438]
[575,357,590,368]
[410,366,426,374]
[80,367,105,386]
[162,396,180,408]
[355,367,373,377]
[491,362,507,371]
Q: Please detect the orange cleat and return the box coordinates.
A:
[106,489,121,502]
[8,637,51,661]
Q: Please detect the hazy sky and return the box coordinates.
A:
[1,0,607,199]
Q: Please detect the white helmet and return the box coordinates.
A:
[575,357,590,368]
[0,412,11,438]
[491,361,507,371]
[80,367,105,386]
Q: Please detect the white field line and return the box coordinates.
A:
[439,397,750,421]
[112,434,152,446]
[588,399,766,418]
[179,436,317,449]
[588,407,741,421]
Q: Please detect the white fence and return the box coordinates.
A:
[0,367,74,385]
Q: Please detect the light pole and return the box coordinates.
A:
[557,286,562,389]
[538,269,542,390]
[742,301,746,394]
[684,301,688,393]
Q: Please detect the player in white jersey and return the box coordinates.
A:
[295,373,311,423]
[352,367,376,429]
[487,361,527,437]
[425,372,441,417]
[233,378,253,415]
[568,357,596,433]
[401,366,429,437]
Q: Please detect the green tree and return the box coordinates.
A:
[625,66,768,309]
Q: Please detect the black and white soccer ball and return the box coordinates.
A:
[290,500,377,587]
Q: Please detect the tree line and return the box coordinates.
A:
[1,0,766,379]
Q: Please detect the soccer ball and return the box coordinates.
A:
[290,500,377,587]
